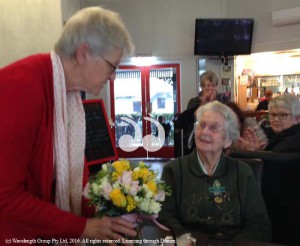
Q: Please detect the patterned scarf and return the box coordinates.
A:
[51,51,86,216]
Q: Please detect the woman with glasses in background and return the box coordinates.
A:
[159,101,271,242]
[264,93,300,152]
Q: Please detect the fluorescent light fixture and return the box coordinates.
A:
[131,56,156,66]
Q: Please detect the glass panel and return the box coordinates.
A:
[198,59,206,93]
[149,67,177,146]
[114,70,143,148]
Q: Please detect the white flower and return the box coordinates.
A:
[120,171,133,185]
[129,180,140,196]
[154,191,165,202]
[137,197,161,214]
[82,183,90,199]
[91,183,101,195]
[102,164,109,171]
[142,184,154,198]
[137,197,151,213]
[148,200,161,214]
[101,182,113,200]
[112,182,121,190]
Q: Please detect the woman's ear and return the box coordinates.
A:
[75,43,90,64]
[224,138,232,149]
[295,115,300,124]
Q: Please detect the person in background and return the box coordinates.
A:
[226,102,268,152]
[255,89,273,111]
[264,93,300,152]
[159,101,271,242]
[187,70,229,109]
[156,115,171,146]
[245,97,254,111]
[291,85,295,95]
[174,70,229,156]
[0,6,137,244]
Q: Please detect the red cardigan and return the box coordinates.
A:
[0,54,89,243]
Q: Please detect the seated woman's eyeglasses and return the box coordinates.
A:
[268,113,291,120]
[194,121,224,133]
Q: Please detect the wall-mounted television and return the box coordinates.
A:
[194,18,254,56]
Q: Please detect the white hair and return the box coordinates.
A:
[54,6,134,58]
[196,101,240,143]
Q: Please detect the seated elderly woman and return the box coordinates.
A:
[159,101,271,242]
[264,93,300,152]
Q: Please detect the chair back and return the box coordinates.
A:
[232,158,264,190]
[230,150,300,245]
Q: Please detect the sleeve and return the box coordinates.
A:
[234,163,272,242]
[174,107,197,130]
[187,97,199,110]
[158,162,188,236]
[0,68,87,238]
[255,102,262,111]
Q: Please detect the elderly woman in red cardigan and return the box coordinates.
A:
[0,6,136,245]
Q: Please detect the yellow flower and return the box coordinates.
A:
[111,160,131,181]
[113,160,131,173]
[132,167,154,183]
[126,195,137,212]
[146,180,157,193]
[110,189,127,208]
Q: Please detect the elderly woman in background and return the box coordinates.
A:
[175,70,229,156]
[159,101,271,242]
[187,70,229,109]
[264,93,300,152]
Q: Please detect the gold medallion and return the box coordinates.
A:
[214,196,223,203]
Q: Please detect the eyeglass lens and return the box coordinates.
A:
[195,121,224,133]
[101,56,118,71]
[269,113,290,120]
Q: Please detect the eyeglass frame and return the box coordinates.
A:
[268,113,292,120]
[101,55,118,72]
[194,121,225,133]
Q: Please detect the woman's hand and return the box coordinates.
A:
[237,136,267,151]
[200,90,217,105]
[82,216,137,246]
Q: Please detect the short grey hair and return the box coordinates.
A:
[200,70,219,87]
[54,6,134,58]
[268,94,300,117]
[195,101,240,143]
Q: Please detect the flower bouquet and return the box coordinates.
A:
[84,159,171,232]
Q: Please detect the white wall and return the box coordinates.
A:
[61,0,81,24]
[82,0,225,109]
[81,0,300,109]
[225,0,300,53]
[0,0,63,67]
[2,0,300,110]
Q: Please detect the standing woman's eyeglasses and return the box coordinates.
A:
[101,56,118,72]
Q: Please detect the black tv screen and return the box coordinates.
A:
[194,18,254,56]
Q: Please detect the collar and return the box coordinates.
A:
[189,149,227,178]
[196,151,220,175]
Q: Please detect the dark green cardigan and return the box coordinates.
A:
[158,149,272,242]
